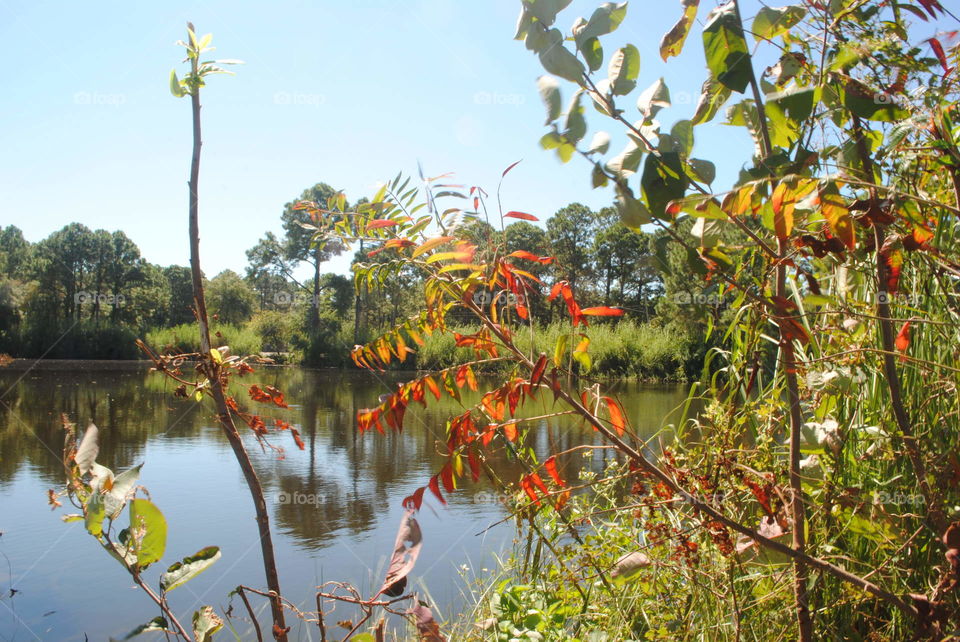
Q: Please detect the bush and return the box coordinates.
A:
[146,322,261,356]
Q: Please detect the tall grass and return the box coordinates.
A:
[145,322,262,356]
[414,320,695,381]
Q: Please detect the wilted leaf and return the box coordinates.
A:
[377,511,422,598]
[192,606,223,642]
[611,551,651,579]
[660,0,699,60]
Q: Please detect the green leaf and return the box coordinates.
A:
[537,76,562,124]
[85,491,105,537]
[637,78,671,120]
[563,91,586,144]
[522,0,572,28]
[574,2,627,45]
[591,163,609,188]
[660,0,700,61]
[588,131,611,155]
[161,546,222,592]
[752,5,806,42]
[169,70,185,98]
[553,334,569,367]
[670,120,694,157]
[641,152,687,219]
[615,184,652,230]
[128,499,167,569]
[104,463,142,519]
[691,74,731,125]
[605,141,644,178]
[538,30,585,83]
[607,44,640,96]
[192,606,223,642]
[834,74,909,122]
[687,158,716,184]
[702,3,752,93]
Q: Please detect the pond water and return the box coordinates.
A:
[0,362,691,640]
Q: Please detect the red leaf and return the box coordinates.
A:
[502,159,522,177]
[582,306,625,317]
[508,250,554,265]
[428,475,446,505]
[529,472,549,496]
[367,219,400,229]
[520,475,540,505]
[918,0,944,18]
[505,211,539,221]
[549,282,564,301]
[440,462,456,493]
[530,354,548,386]
[403,486,426,511]
[503,422,518,442]
[290,428,305,450]
[603,396,626,436]
[544,456,565,487]
[928,38,952,73]
[468,450,482,482]
[895,321,911,354]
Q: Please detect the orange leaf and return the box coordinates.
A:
[367,219,400,229]
[895,321,911,353]
[503,422,518,442]
[520,475,541,505]
[290,428,305,450]
[582,306,625,317]
[424,376,441,401]
[603,396,626,436]
[505,211,539,221]
[508,250,554,265]
[544,456,564,487]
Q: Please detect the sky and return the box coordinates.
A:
[0,1,765,278]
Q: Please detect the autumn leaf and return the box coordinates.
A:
[582,306,625,317]
[367,219,400,228]
[428,475,446,505]
[895,321,911,355]
[508,250,554,264]
[603,396,626,436]
[544,456,565,487]
[505,211,539,221]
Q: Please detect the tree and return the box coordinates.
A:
[245,231,296,310]
[0,226,31,278]
[163,265,195,326]
[280,183,346,332]
[546,203,596,293]
[592,207,658,315]
[206,269,256,326]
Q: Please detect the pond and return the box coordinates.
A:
[0,362,692,640]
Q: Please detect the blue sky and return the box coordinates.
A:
[1,1,762,277]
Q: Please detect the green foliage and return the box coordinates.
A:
[205,269,256,326]
[146,322,261,356]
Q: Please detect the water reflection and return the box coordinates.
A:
[0,363,692,640]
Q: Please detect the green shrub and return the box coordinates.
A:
[146,322,261,356]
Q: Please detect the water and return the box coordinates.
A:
[0,362,691,640]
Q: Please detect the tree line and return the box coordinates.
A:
[0,184,713,366]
